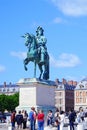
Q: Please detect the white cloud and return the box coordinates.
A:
[53,17,63,23]
[53,17,67,24]
[51,0,87,16]
[50,53,81,67]
[10,51,26,59]
[0,65,5,72]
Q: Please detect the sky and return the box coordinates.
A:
[0,0,87,84]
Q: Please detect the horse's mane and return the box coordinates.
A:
[30,33,35,38]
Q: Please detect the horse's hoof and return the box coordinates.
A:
[39,77,41,80]
[25,67,28,71]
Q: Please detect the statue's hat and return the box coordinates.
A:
[36,26,44,33]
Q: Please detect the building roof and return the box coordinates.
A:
[75,79,87,90]
[0,84,19,88]
[56,82,75,90]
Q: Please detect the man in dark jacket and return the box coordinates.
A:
[15,110,23,129]
[69,109,76,130]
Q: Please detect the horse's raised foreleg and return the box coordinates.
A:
[24,58,29,71]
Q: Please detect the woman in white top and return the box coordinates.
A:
[59,111,65,130]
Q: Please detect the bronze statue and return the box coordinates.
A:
[22,26,49,80]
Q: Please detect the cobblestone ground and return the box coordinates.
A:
[0,123,68,130]
[1,123,87,130]
[1,120,87,130]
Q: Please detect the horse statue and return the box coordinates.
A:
[22,33,49,80]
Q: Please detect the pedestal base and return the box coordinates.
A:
[16,78,56,115]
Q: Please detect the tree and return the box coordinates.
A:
[0,93,19,112]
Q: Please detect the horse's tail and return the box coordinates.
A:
[46,56,49,79]
[43,54,49,80]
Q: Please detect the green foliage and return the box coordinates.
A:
[0,93,19,112]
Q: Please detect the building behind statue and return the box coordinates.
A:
[1,78,87,112]
[0,82,19,95]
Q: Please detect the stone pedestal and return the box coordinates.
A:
[16,78,56,114]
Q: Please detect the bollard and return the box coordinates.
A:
[77,123,83,130]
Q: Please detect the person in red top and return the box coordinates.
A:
[11,110,16,130]
[37,109,44,130]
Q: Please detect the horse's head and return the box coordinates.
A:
[24,33,34,46]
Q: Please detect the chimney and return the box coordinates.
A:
[73,81,77,86]
[9,82,12,86]
[62,78,66,84]
[55,78,59,86]
[68,80,73,85]
[4,82,6,87]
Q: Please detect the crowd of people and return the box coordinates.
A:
[10,107,45,130]
[10,107,87,130]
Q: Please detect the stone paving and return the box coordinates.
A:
[0,123,68,130]
[0,122,87,130]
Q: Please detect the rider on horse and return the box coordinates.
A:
[35,26,47,64]
[22,27,49,80]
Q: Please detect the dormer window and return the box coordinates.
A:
[85,83,87,88]
[13,88,15,92]
[79,84,84,89]
[3,89,6,92]
[60,86,62,88]
[7,88,9,92]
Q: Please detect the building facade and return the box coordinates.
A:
[0,82,19,95]
[74,78,87,111]
[55,79,76,112]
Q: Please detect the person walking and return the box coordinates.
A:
[22,110,28,129]
[69,109,76,130]
[28,107,36,130]
[37,109,44,130]
[15,110,23,129]
[46,110,53,126]
[54,108,60,130]
[59,111,65,130]
[11,110,16,130]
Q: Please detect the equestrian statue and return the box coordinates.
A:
[22,26,49,80]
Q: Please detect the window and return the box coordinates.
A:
[7,88,9,92]
[13,88,15,92]
[86,92,87,97]
[83,98,86,103]
[85,83,87,88]
[59,92,62,96]
[80,92,82,96]
[79,84,84,89]
[76,92,79,97]
[60,99,63,104]
[80,98,82,103]
[3,89,6,92]
[76,98,80,103]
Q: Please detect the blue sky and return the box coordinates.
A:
[0,0,87,84]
